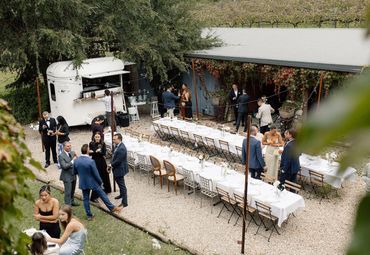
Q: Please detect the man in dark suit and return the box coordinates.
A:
[74,144,122,220]
[279,129,300,184]
[229,84,241,125]
[58,141,79,206]
[242,126,266,179]
[109,133,129,208]
[235,89,249,133]
[38,111,58,168]
[162,86,179,119]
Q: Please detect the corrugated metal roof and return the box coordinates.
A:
[188,28,370,72]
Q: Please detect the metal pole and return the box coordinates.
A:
[111,91,116,192]
[191,59,199,120]
[316,73,324,111]
[241,115,251,254]
[36,78,44,152]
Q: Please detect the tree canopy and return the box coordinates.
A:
[0,0,215,85]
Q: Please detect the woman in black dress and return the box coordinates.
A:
[33,185,61,238]
[89,132,111,200]
[56,116,70,167]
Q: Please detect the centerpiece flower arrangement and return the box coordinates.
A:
[273,180,285,197]
[198,154,205,169]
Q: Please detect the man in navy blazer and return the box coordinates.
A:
[162,87,179,119]
[279,129,300,184]
[242,126,266,179]
[110,133,129,207]
[74,144,122,220]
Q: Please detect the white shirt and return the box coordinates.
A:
[99,96,112,112]
[256,103,275,127]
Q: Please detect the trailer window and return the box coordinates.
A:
[50,83,56,101]
[82,75,121,92]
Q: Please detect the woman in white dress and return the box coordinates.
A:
[47,205,87,255]
[262,125,284,180]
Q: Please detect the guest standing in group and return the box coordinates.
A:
[157,86,166,118]
[91,116,105,141]
[98,89,113,127]
[235,89,249,133]
[56,116,70,168]
[59,142,79,207]
[74,144,122,220]
[33,185,61,238]
[47,205,87,255]
[262,125,284,180]
[256,97,275,134]
[39,111,58,168]
[89,132,111,202]
[279,129,300,184]
[110,133,129,208]
[181,83,192,119]
[251,124,264,143]
[162,86,179,119]
[229,84,241,125]
[242,126,266,179]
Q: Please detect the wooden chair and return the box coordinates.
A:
[193,134,208,154]
[131,130,140,139]
[125,129,133,137]
[127,151,138,173]
[163,160,184,195]
[170,127,182,144]
[235,146,243,162]
[137,153,152,183]
[254,201,280,242]
[199,175,218,213]
[261,172,276,185]
[152,122,165,140]
[284,180,301,194]
[219,140,233,161]
[233,193,257,231]
[309,170,330,203]
[181,167,199,201]
[149,155,167,189]
[160,125,173,143]
[216,187,238,224]
[179,130,195,149]
[141,133,151,142]
[204,137,219,157]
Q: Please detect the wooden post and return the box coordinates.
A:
[191,59,199,120]
[241,115,251,254]
[111,91,116,192]
[317,73,324,111]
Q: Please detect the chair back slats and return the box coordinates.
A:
[309,170,324,186]
[284,180,301,194]
[261,172,275,184]
[255,201,274,220]
[235,146,243,158]
[199,176,213,192]
[182,168,197,187]
[170,127,180,136]
[205,137,216,147]
[234,193,244,206]
[163,160,176,177]
[194,134,204,144]
[219,140,229,151]
[127,151,136,167]
[160,125,170,134]
[141,134,150,142]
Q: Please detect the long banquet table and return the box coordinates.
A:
[151,118,357,189]
[107,133,305,227]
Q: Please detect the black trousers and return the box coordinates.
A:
[115,176,128,207]
[250,168,263,180]
[233,106,238,123]
[279,171,298,184]
[43,136,57,164]
[236,112,247,132]
[260,125,270,134]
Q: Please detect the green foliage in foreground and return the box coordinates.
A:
[0,99,40,254]
[16,181,190,255]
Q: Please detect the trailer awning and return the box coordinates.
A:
[82,70,130,79]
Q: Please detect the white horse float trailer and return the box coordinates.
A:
[46,57,131,126]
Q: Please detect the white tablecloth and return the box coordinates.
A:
[116,134,305,227]
[299,154,357,189]
[153,118,244,154]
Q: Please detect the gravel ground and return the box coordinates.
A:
[25,115,366,255]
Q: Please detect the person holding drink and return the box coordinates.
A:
[262,125,284,180]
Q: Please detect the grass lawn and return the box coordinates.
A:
[16,181,190,255]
